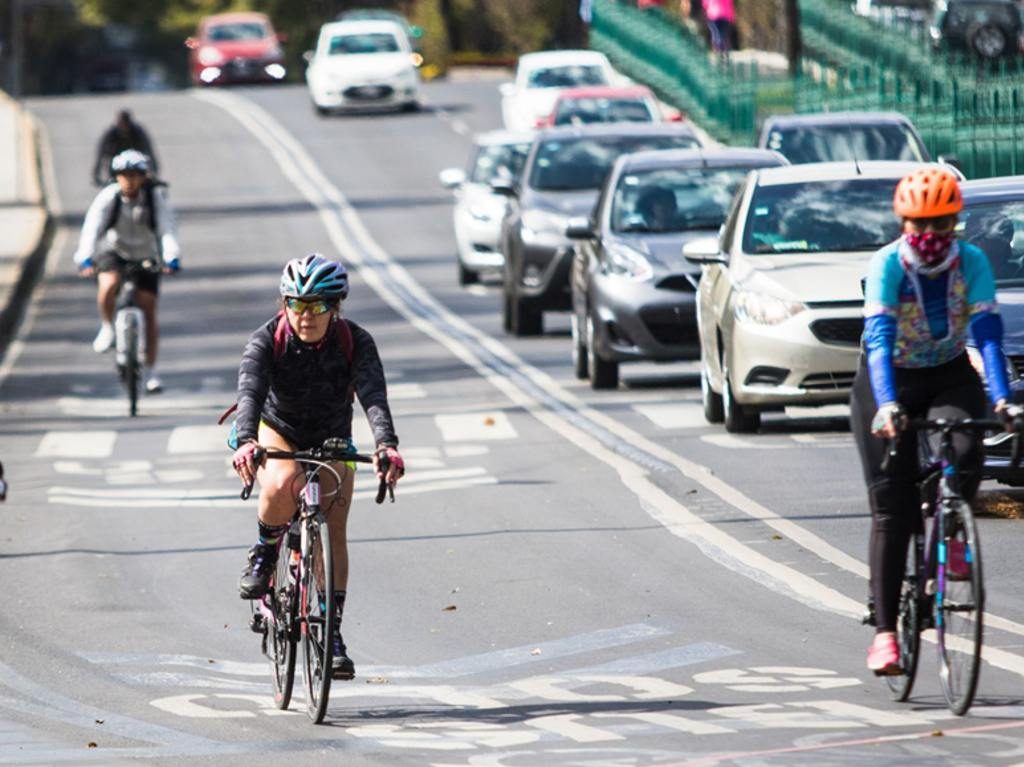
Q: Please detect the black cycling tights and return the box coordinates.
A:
[850,352,986,632]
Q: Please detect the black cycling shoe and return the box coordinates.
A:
[331,626,355,680]
[238,542,278,599]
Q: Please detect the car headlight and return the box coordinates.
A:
[266,45,284,61]
[967,346,1018,384]
[605,243,653,282]
[198,46,226,66]
[521,209,568,244]
[733,290,805,326]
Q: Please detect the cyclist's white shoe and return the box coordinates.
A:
[92,323,115,353]
[145,370,163,394]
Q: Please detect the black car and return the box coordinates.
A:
[959,176,1024,484]
[494,123,701,336]
[567,148,788,389]
[930,0,1024,59]
[757,111,931,165]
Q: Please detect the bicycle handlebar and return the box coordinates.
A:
[239,439,394,505]
[880,416,1024,474]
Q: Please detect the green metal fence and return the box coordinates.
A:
[589,0,1024,179]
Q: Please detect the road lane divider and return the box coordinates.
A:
[193,90,1024,677]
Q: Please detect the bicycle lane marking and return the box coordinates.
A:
[193,88,1024,675]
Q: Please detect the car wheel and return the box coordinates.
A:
[511,297,542,337]
[458,261,478,286]
[313,102,329,116]
[587,314,619,390]
[968,22,1007,58]
[722,362,759,433]
[402,101,420,113]
[571,312,588,380]
[701,356,724,424]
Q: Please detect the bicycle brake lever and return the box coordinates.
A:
[241,483,254,501]
[375,478,388,505]
[239,446,266,500]
[880,439,898,475]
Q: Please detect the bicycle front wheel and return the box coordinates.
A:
[269,540,298,710]
[124,330,140,418]
[886,576,921,701]
[301,516,334,724]
[936,499,984,716]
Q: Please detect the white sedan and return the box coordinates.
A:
[305,19,420,114]
[439,130,534,285]
[500,50,617,131]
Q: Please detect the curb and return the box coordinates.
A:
[0,108,53,358]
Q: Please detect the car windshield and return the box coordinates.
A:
[329,33,400,54]
[765,124,926,164]
[529,134,699,192]
[743,178,902,254]
[554,98,654,126]
[470,142,532,185]
[612,167,753,233]
[207,22,268,42]
[526,64,608,89]
[960,200,1024,286]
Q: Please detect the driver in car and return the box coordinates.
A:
[635,186,678,232]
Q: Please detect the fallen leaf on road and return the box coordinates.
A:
[87,742,98,748]
[771,534,783,540]
[94,720,104,725]
[530,648,542,655]
[931,730,944,737]
[366,676,390,684]
[484,417,495,426]
[208,659,215,664]
[443,604,457,611]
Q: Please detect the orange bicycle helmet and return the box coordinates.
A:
[893,167,962,218]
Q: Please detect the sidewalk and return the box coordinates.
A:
[0,91,51,357]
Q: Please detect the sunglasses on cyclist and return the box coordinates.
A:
[285,298,335,315]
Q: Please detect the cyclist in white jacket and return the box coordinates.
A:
[73,149,180,393]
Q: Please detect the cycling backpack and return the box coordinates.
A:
[102,180,168,234]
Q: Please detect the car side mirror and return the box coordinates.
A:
[565,216,594,239]
[302,50,314,63]
[276,32,289,44]
[490,177,517,197]
[185,37,199,50]
[499,82,516,97]
[938,153,964,176]
[683,237,727,265]
[439,168,466,189]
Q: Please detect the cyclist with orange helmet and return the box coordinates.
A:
[852,167,1013,675]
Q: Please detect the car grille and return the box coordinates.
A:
[344,85,394,100]
[655,274,697,292]
[809,317,864,347]
[639,307,697,345]
[224,59,263,78]
[801,371,856,391]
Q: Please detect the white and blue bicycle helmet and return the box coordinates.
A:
[111,149,150,175]
[280,254,349,301]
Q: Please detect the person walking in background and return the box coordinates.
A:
[702,0,736,59]
[93,109,159,187]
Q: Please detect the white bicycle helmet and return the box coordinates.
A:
[111,149,150,175]
[280,254,349,301]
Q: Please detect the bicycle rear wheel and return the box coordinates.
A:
[269,539,298,710]
[886,575,921,701]
[936,499,984,715]
[123,327,140,417]
[301,516,334,723]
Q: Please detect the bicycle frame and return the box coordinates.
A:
[113,259,158,416]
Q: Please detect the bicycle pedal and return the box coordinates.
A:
[249,613,266,634]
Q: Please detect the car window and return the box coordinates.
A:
[554,98,655,126]
[469,142,532,185]
[529,134,699,192]
[611,167,753,233]
[329,33,400,54]
[764,124,927,164]
[207,22,269,42]
[743,178,902,254]
[960,200,1024,285]
[526,65,609,89]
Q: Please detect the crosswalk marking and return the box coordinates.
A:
[435,412,517,442]
[167,426,228,454]
[632,403,707,430]
[35,430,116,458]
[390,383,427,399]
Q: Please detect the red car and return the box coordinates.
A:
[536,85,683,128]
[186,12,287,86]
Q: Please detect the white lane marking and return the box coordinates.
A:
[194,90,1024,672]
[55,394,229,417]
[790,433,852,445]
[391,382,427,399]
[692,667,860,693]
[784,404,851,419]
[632,403,708,430]
[527,715,623,743]
[798,700,934,727]
[435,412,518,441]
[450,119,470,136]
[35,431,116,458]
[150,694,254,719]
[700,434,787,450]
[399,467,488,484]
[167,425,227,454]
[446,445,490,457]
[592,711,734,735]
[52,461,92,475]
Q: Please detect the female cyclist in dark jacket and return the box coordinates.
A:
[230,254,405,679]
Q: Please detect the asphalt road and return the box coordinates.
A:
[2,76,1024,766]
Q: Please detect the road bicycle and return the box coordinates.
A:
[112,259,160,417]
[872,416,1020,715]
[241,438,393,724]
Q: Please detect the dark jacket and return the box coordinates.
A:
[93,122,159,185]
[235,315,398,450]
